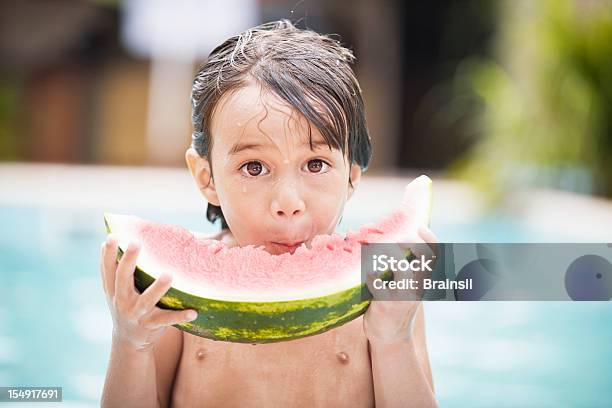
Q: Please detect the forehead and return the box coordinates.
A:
[210,81,328,149]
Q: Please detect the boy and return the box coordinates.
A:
[100,20,437,407]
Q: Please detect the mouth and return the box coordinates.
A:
[270,241,305,254]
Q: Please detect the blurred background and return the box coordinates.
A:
[1,0,611,407]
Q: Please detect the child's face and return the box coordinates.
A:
[187,81,361,255]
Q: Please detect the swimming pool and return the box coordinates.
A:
[1,164,611,407]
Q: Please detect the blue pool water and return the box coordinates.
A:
[0,205,611,407]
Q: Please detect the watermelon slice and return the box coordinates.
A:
[104,175,432,343]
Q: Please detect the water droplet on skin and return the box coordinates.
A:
[283,159,289,165]
[242,186,247,193]
[196,349,206,360]
[236,122,242,127]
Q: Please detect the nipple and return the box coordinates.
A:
[196,348,207,361]
[336,351,350,364]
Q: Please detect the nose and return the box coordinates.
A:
[270,180,306,219]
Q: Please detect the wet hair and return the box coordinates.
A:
[191,19,372,229]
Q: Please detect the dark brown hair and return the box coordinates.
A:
[191,19,372,229]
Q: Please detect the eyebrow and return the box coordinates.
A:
[229,139,332,155]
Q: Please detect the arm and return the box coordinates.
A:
[101,326,183,408]
[99,237,195,408]
[101,337,160,408]
[369,305,437,408]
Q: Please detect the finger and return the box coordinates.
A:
[102,235,119,298]
[135,273,174,316]
[391,270,415,302]
[365,271,377,298]
[115,241,141,302]
[100,242,107,294]
[366,271,391,301]
[404,241,435,260]
[418,226,439,257]
[398,242,435,290]
[389,243,429,301]
[145,308,198,329]
[417,227,439,282]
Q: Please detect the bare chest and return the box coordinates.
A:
[172,316,374,408]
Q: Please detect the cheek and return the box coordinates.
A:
[218,181,263,218]
[307,174,349,228]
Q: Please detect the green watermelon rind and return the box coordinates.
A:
[137,262,371,344]
[107,219,372,343]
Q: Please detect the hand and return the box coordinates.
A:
[363,226,438,344]
[100,234,198,351]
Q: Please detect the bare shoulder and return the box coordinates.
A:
[154,327,184,408]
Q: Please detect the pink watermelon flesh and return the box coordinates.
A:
[106,175,432,302]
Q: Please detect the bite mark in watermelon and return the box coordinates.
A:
[104,175,433,343]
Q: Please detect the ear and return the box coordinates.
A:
[347,163,362,200]
[185,148,220,206]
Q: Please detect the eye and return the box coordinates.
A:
[240,161,269,177]
[304,159,330,174]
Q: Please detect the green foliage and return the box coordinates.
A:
[450,0,612,198]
